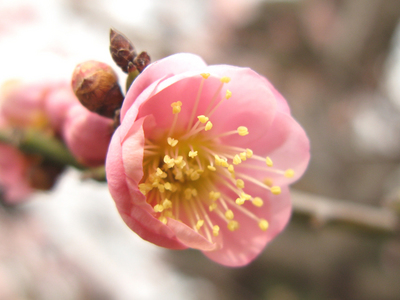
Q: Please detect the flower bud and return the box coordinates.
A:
[110,28,137,73]
[71,60,124,118]
[62,104,114,167]
[133,51,151,72]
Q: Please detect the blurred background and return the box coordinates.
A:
[1,0,400,299]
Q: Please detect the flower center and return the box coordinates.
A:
[138,73,294,243]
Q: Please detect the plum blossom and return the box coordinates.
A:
[106,53,310,266]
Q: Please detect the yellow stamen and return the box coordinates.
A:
[225,90,232,99]
[246,148,253,158]
[207,165,216,171]
[266,156,273,167]
[236,179,245,189]
[252,197,264,207]
[227,220,239,231]
[159,216,168,224]
[205,121,213,131]
[236,197,245,205]
[263,178,273,187]
[258,219,269,231]
[167,137,178,147]
[197,115,209,123]
[196,219,204,230]
[225,209,234,220]
[237,126,249,136]
[171,101,182,114]
[220,76,231,83]
[212,225,220,236]
[209,203,217,211]
[189,150,198,158]
[233,154,242,165]
[201,73,210,79]
[271,186,281,195]
[285,169,295,178]
[163,199,172,209]
[154,204,164,213]
[239,152,247,161]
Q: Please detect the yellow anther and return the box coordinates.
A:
[191,188,198,197]
[207,165,216,171]
[209,203,218,211]
[167,137,178,147]
[220,76,231,83]
[259,219,269,231]
[159,216,168,225]
[225,209,234,220]
[237,126,249,136]
[175,156,186,169]
[174,170,183,180]
[170,184,178,192]
[153,204,164,213]
[196,220,204,230]
[157,184,165,193]
[236,197,245,205]
[263,178,273,187]
[185,188,193,200]
[225,90,232,99]
[221,160,229,168]
[201,73,210,79]
[209,191,221,201]
[271,186,281,195]
[163,199,172,209]
[163,155,175,168]
[212,225,220,236]
[205,121,213,131]
[156,168,167,178]
[214,155,223,166]
[189,150,198,158]
[164,182,172,191]
[240,192,251,200]
[227,220,239,231]
[236,179,245,189]
[190,171,201,181]
[252,197,264,207]
[171,101,182,114]
[265,156,273,167]
[246,148,253,158]
[197,115,209,123]
[138,183,152,195]
[285,169,295,178]
[228,164,235,173]
[239,152,247,161]
[233,154,242,165]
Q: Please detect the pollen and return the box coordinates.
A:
[171,101,182,114]
[167,137,178,147]
[252,197,264,207]
[237,126,249,136]
[285,169,295,178]
[225,209,234,220]
[227,220,239,231]
[233,154,242,165]
[197,115,209,123]
[156,168,167,178]
[196,219,205,230]
[236,179,245,189]
[220,76,231,83]
[201,73,210,79]
[159,216,168,224]
[225,90,232,99]
[209,191,221,201]
[265,156,273,167]
[258,219,269,231]
[162,199,172,209]
[205,121,213,131]
[228,164,235,173]
[189,150,198,158]
[207,165,216,171]
[212,225,220,236]
[239,152,247,161]
[236,197,245,205]
[246,148,253,158]
[271,186,281,195]
[154,204,164,213]
[164,155,175,168]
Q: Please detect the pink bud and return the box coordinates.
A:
[62,104,114,167]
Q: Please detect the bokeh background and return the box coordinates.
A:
[1,0,400,299]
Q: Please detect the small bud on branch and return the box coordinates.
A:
[71,60,124,118]
[110,28,137,73]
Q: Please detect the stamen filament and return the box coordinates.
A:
[187,76,205,130]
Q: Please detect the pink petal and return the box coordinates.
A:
[121,53,207,119]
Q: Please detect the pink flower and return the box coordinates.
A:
[106,53,310,266]
[62,104,114,167]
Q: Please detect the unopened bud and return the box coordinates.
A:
[71,60,124,118]
[134,51,151,72]
[110,28,137,73]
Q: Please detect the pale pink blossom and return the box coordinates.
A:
[106,53,310,266]
[62,104,114,167]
